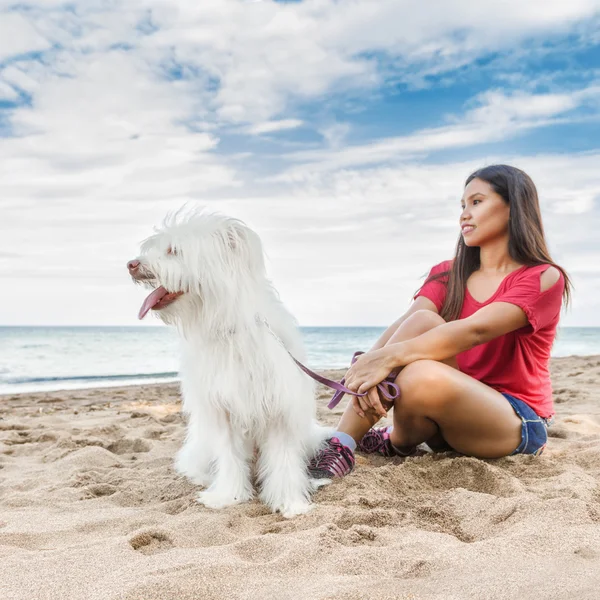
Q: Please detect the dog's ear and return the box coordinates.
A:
[227,231,239,251]
[225,222,247,252]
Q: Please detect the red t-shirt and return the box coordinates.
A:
[413,260,565,418]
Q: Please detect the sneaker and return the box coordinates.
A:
[357,427,397,457]
[357,427,421,457]
[308,437,355,479]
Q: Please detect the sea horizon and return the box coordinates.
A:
[1,325,599,396]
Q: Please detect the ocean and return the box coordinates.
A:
[1,326,599,395]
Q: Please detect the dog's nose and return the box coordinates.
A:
[127,260,140,271]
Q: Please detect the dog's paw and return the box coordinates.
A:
[196,490,252,510]
[188,472,213,487]
[174,457,212,486]
[175,467,212,487]
[278,501,313,519]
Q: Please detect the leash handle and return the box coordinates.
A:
[325,351,400,409]
[291,352,400,409]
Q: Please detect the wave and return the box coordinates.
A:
[2,371,179,385]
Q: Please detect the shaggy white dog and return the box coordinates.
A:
[127,208,330,517]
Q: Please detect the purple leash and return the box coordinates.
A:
[259,318,400,410]
[291,351,400,409]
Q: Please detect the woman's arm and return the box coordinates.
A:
[385,301,529,368]
[387,267,561,366]
[346,301,530,396]
[368,295,440,351]
[383,267,562,367]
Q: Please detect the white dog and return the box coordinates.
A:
[127,208,330,517]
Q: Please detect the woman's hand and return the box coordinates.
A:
[345,348,397,418]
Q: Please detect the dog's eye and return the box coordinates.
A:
[167,246,177,256]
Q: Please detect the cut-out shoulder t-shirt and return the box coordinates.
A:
[413,260,565,418]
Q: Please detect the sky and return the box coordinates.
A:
[1,0,600,327]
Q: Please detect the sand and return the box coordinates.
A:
[2,356,600,600]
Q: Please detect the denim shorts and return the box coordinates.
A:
[502,393,553,456]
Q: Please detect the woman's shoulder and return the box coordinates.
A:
[518,263,563,283]
[430,259,454,274]
[513,263,564,296]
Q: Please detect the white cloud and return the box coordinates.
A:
[2,1,599,127]
[319,121,351,148]
[270,86,600,177]
[0,1,599,328]
[2,151,599,327]
[142,0,599,122]
[463,90,580,122]
[0,79,18,101]
[0,46,240,217]
[246,119,304,134]
[0,12,51,62]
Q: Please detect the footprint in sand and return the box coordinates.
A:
[243,504,273,518]
[129,411,149,419]
[548,428,569,439]
[567,371,584,377]
[335,507,397,530]
[159,414,180,424]
[143,428,169,440]
[575,546,599,559]
[320,523,381,547]
[129,530,174,555]
[107,439,151,454]
[159,499,192,515]
[0,423,28,431]
[85,483,118,498]
[2,430,32,445]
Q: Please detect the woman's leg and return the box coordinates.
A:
[336,310,455,444]
[309,311,522,478]
[388,359,521,458]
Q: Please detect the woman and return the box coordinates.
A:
[309,164,572,479]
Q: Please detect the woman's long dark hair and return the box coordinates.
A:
[422,164,572,322]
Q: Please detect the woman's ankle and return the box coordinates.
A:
[388,427,418,455]
[390,442,418,456]
[332,431,357,451]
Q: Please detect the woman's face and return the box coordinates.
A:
[459,178,510,247]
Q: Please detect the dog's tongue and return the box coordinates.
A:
[138,286,169,320]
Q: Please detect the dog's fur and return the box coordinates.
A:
[128,208,331,517]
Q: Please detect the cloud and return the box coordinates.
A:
[0,1,599,327]
[270,86,600,177]
[0,11,51,62]
[0,47,241,218]
[246,118,304,134]
[319,121,352,148]
[0,79,18,101]
[146,0,599,122]
[2,1,599,127]
[5,149,599,326]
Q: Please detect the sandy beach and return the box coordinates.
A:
[1,356,600,600]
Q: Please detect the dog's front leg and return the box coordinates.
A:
[196,415,254,510]
[175,412,214,486]
[257,426,313,518]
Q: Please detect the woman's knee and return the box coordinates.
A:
[397,359,442,387]
[396,360,452,408]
